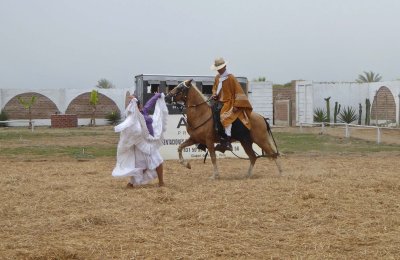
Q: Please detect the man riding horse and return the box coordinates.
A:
[210,57,253,152]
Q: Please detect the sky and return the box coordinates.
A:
[1,0,400,89]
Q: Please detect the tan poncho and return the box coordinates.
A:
[212,74,253,129]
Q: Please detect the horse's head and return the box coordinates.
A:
[165,79,193,104]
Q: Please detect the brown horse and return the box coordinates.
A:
[165,79,282,179]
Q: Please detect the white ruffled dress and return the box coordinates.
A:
[112,94,168,185]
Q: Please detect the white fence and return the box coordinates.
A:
[299,122,400,144]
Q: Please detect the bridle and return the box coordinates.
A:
[166,81,211,109]
[165,81,213,130]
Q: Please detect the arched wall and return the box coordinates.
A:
[65,92,120,118]
[3,92,59,119]
[0,88,133,125]
[371,86,396,122]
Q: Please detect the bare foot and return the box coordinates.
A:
[158,182,165,187]
[126,183,134,188]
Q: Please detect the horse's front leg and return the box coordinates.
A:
[177,138,196,169]
[206,141,219,179]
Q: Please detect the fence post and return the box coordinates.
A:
[345,124,349,138]
[377,127,381,144]
[321,122,325,134]
[300,122,303,133]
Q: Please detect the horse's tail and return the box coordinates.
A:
[263,117,280,157]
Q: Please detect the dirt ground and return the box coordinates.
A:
[1,151,400,259]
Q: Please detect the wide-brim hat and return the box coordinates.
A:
[210,57,228,70]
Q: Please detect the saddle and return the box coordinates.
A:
[196,101,251,153]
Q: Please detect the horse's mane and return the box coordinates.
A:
[189,82,207,101]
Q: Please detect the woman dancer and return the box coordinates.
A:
[112,92,168,187]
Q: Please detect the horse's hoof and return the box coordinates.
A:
[186,162,191,169]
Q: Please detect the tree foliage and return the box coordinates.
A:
[17,96,37,128]
[89,90,99,126]
[96,78,115,89]
[356,71,382,83]
[253,77,266,82]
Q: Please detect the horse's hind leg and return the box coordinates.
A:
[178,138,196,169]
[240,141,257,178]
[206,141,219,179]
[257,140,282,176]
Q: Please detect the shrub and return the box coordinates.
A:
[106,111,121,125]
[0,109,8,127]
[313,108,327,123]
[338,106,358,124]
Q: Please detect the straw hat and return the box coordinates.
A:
[210,57,228,70]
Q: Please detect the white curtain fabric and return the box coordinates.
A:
[112,94,168,185]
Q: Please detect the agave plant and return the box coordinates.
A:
[313,108,327,123]
[106,111,121,125]
[0,109,9,127]
[338,106,358,124]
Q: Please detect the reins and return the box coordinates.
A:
[169,81,213,130]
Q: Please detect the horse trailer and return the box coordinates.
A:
[134,74,249,114]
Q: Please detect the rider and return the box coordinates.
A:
[210,57,253,152]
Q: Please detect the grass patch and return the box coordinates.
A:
[0,127,114,140]
[273,132,400,154]
[0,145,116,158]
[0,127,399,159]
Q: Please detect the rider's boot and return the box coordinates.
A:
[215,136,233,153]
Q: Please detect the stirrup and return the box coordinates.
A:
[215,142,233,153]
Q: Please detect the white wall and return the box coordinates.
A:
[0,88,134,125]
[296,81,314,125]
[295,80,400,125]
[248,81,273,120]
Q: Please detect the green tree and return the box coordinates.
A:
[17,96,37,128]
[96,78,115,89]
[89,90,99,126]
[356,71,382,83]
[253,77,266,82]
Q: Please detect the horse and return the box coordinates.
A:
[164,79,282,179]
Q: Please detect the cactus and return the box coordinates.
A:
[334,101,341,124]
[365,98,371,125]
[358,103,362,125]
[324,97,331,123]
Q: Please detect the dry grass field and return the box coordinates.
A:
[1,126,399,259]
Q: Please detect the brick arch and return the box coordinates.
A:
[3,92,59,119]
[371,86,396,122]
[65,92,120,118]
